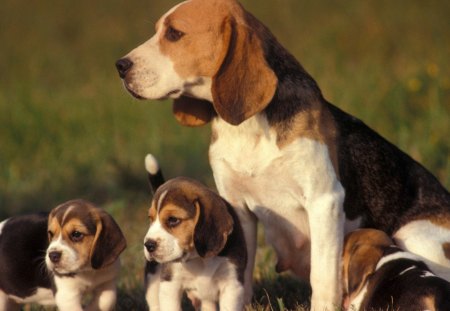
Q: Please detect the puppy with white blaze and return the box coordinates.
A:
[143,154,247,311]
[116,0,450,309]
[0,199,127,311]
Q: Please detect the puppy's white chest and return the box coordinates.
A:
[177,258,235,301]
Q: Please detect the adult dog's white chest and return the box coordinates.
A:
[209,114,344,273]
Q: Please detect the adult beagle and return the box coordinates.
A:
[116,0,450,309]
[343,229,450,311]
[0,199,127,311]
[143,154,247,311]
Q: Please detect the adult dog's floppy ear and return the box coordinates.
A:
[90,209,127,269]
[173,96,216,127]
[193,195,234,258]
[211,13,278,125]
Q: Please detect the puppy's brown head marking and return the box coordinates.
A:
[342,229,393,299]
[147,177,234,261]
[47,199,126,272]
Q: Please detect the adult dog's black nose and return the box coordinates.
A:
[48,251,62,263]
[144,239,158,253]
[115,58,133,78]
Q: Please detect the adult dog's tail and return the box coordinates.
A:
[144,154,165,194]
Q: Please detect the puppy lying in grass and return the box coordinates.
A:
[143,154,247,311]
[0,199,126,311]
[342,229,450,311]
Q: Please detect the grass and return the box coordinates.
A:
[0,0,449,310]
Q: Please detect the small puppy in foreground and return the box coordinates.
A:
[0,199,127,311]
[343,229,450,311]
[143,154,247,311]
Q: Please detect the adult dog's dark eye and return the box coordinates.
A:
[165,26,184,42]
[70,231,84,242]
[167,216,181,228]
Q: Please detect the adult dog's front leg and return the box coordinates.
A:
[308,190,345,311]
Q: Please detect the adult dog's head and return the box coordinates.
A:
[143,177,234,263]
[46,199,127,275]
[116,0,278,126]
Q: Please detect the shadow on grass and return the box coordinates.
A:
[115,274,311,311]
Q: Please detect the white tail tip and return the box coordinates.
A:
[145,154,159,175]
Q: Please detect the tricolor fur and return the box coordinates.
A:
[343,229,450,311]
[0,200,126,311]
[143,154,247,310]
[116,0,450,309]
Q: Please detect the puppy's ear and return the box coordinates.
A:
[193,195,234,258]
[173,96,216,127]
[346,244,381,296]
[90,209,127,269]
[211,14,277,125]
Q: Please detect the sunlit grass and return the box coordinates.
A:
[1,0,449,309]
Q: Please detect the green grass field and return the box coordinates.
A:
[1,0,449,310]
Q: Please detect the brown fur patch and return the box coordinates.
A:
[48,210,97,270]
[159,0,232,79]
[158,203,198,252]
[48,199,126,270]
[158,0,277,126]
[443,243,450,260]
[422,295,436,311]
[429,215,450,230]
[343,229,393,298]
[275,102,340,175]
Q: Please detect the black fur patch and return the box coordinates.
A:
[253,9,450,233]
[361,256,450,310]
[0,213,54,298]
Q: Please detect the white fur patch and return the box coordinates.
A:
[0,218,9,236]
[394,220,450,267]
[145,153,159,175]
[157,257,244,310]
[348,283,368,311]
[398,266,417,275]
[375,251,422,271]
[144,215,183,263]
[46,234,80,274]
[209,114,345,309]
[156,190,168,213]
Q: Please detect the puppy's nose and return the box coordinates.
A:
[48,251,62,263]
[145,239,158,253]
[115,58,133,78]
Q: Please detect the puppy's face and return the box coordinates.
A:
[46,200,126,275]
[144,177,233,263]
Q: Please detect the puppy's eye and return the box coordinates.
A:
[47,231,54,239]
[167,216,181,228]
[70,231,84,242]
[165,26,184,42]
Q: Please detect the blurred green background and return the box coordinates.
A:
[0,0,449,309]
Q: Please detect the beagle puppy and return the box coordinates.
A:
[143,154,247,311]
[0,199,127,311]
[116,0,450,309]
[343,229,450,311]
